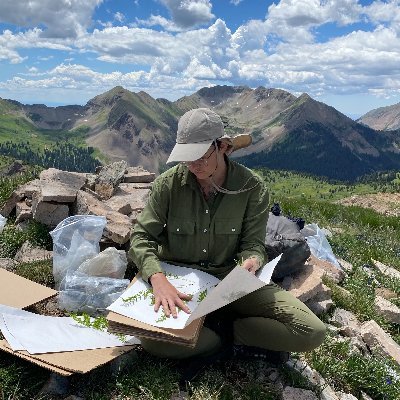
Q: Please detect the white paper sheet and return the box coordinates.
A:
[107,255,281,330]
[0,304,30,350]
[1,311,140,354]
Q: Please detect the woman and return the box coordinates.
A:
[130,108,326,362]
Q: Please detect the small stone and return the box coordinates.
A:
[374,295,400,324]
[282,386,318,400]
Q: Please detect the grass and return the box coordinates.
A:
[0,166,400,399]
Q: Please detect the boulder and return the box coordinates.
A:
[330,308,360,337]
[374,295,400,324]
[124,166,155,183]
[15,200,32,223]
[104,188,150,215]
[360,320,400,364]
[371,259,400,280]
[32,193,69,227]
[307,255,345,283]
[40,182,78,203]
[95,160,128,200]
[39,168,87,190]
[282,386,318,400]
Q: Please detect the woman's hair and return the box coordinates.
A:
[216,138,234,155]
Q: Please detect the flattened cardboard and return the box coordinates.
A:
[107,311,204,347]
[107,274,204,347]
[0,339,136,374]
[0,269,57,308]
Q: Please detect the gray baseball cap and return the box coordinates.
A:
[167,108,224,164]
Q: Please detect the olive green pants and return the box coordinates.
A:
[141,283,326,359]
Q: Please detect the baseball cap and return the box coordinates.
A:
[167,108,224,164]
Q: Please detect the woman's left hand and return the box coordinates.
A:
[241,257,261,274]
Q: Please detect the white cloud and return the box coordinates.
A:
[230,0,243,5]
[114,12,125,23]
[0,0,103,38]
[138,0,214,31]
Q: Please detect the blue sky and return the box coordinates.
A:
[0,0,400,118]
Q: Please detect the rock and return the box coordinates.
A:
[73,190,132,245]
[282,386,318,400]
[375,287,398,300]
[337,258,353,273]
[374,295,400,324]
[348,336,370,355]
[338,393,358,400]
[95,160,128,200]
[330,309,360,337]
[307,255,345,283]
[286,359,340,400]
[360,391,374,400]
[119,182,153,191]
[104,188,150,215]
[360,320,400,364]
[40,182,78,203]
[39,168,87,190]
[15,201,32,223]
[14,241,53,264]
[305,284,334,315]
[286,264,325,302]
[371,259,400,280]
[124,166,155,183]
[32,192,69,227]
[0,258,17,271]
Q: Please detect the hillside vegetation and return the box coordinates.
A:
[0,163,399,399]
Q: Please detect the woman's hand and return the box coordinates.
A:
[241,256,261,274]
[149,272,192,318]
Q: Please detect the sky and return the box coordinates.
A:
[1,1,400,118]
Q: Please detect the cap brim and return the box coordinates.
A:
[167,141,213,164]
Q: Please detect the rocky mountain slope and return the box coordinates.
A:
[358,102,400,131]
[1,86,400,180]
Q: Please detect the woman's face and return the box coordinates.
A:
[185,142,228,180]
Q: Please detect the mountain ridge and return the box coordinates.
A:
[1,85,400,180]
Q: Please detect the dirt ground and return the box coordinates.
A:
[336,192,400,217]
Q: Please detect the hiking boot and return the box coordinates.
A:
[232,344,289,365]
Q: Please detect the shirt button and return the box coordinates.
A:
[231,228,236,232]
[176,228,180,232]
[205,210,209,214]
[203,249,207,253]
[203,228,207,233]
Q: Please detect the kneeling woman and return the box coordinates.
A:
[130,108,326,361]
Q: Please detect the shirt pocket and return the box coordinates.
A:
[214,218,243,258]
[167,217,195,235]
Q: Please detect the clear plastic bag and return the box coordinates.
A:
[77,247,128,279]
[0,214,7,233]
[302,223,341,268]
[58,272,129,314]
[50,215,107,289]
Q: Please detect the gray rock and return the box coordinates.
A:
[282,386,318,400]
[15,201,32,223]
[124,166,155,183]
[371,259,400,280]
[337,258,353,273]
[104,188,150,215]
[32,192,69,227]
[39,168,87,190]
[360,320,400,364]
[40,182,78,203]
[95,160,128,200]
[330,309,360,337]
[0,258,17,271]
[374,295,400,324]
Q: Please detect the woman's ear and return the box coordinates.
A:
[218,140,230,153]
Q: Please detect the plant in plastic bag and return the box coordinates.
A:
[50,215,107,289]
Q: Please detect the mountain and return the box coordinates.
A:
[357,102,400,131]
[1,85,400,180]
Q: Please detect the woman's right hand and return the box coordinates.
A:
[149,272,192,318]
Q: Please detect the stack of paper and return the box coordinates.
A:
[106,256,281,347]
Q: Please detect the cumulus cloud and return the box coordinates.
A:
[0,0,103,38]
[138,0,214,31]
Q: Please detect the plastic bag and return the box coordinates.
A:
[302,223,341,268]
[0,214,7,233]
[50,215,107,289]
[77,247,127,279]
[58,272,129,314]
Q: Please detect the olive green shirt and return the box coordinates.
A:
[129,158,269,282]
